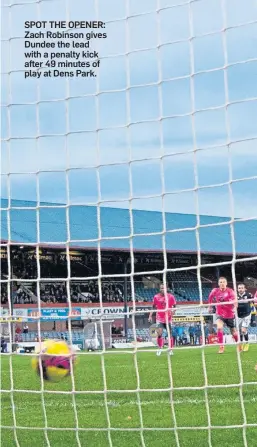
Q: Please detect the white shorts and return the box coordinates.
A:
[237,314,251,329]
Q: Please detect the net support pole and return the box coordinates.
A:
[123,259,128,340]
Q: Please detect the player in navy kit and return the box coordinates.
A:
[237,283,253,352]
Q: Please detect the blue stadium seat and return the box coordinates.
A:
[134,271,213,303]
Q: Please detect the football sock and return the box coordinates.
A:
[233,332,238,343]
[157,336,164,349]
[217,330,223,345]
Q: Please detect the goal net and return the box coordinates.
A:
[1,0,257,446]
[83,321,113,350]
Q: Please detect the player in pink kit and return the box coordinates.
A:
[208,277,238,354]
[148,284,176,356]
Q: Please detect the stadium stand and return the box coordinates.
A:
[1,198,257,253]
[0,274,254,305]
[1,279,214,305]
[16,326,257,345]
[1,199,256,308]
[168,271,212,302]
[134,287,159,301]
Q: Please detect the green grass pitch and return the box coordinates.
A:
[1,345,257,447]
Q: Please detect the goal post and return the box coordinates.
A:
[1,0,257,446]
[83,320,113,350]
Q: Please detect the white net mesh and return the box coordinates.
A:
[1,0,257,446]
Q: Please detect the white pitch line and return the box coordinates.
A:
[2,396,257,411]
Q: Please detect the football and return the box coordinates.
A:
[32,339,75,382]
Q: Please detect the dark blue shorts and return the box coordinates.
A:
[216,316,235,329]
